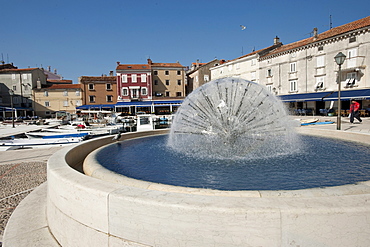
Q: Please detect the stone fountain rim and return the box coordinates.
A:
[82,128,370,198]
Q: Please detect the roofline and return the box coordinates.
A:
[260,15,370,60]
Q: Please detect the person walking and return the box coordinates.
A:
[349,100,362,123]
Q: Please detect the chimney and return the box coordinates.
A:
[116,61,120,66]
[313,28,318,39]
[147,58,152,65]
[274,36,280,45]
[109,71,113,76]
[48,66,51,72]
[54,69,57,74]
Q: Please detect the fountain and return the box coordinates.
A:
[93,78,370,191]
[4,77,370,246]
[168,77,299,159]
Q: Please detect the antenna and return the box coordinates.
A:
[330,15,332,29]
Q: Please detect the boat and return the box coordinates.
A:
[25,131,90,139]
[0,138,82,151]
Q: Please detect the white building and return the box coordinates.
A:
[211,16,370,115]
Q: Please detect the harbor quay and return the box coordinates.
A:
[0,116,370,246]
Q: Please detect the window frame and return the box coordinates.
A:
[89,95,95,103]
[289,80,298,92]
[290,62,297,73]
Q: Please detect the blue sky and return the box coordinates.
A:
[1,0,370,83]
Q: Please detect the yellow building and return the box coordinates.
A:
[33,83,83,117]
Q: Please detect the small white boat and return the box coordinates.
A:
[25,131,90,139]
[0,138,82,151]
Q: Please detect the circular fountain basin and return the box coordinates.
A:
[46,128,370,247]
[94,134,370,191]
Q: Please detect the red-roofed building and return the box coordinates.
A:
[33,83,83,117]
[211,16,370,115]
[79,76,117,105]
[116,59,186,102]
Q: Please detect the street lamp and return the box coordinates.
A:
[334,52,346,130]
[8,89,15,128]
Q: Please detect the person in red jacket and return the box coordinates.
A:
[349,100,362,123]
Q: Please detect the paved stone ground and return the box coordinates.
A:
[0,146,64,247]
[0,162,48,246]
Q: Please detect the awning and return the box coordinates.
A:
[278,89,370,102]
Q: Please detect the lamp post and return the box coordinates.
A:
[8,89,15,128]
[334,52,346,130]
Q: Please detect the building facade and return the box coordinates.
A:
[116,59,186,102]
[0,66,48,117]
[210,16,370,114]
[79,76,117,105]
[187,59,224,94]
[150,59,186,98]
[116,62,152,102]
[33,84,83,117]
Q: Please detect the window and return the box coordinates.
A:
[267,69,272,77]
[44,101,50,107]
[347,48,357,68]
[63,101,69,107]
[165,71,169,75]
[251,59,256,66]
[154,71,158,75]
[76,100,81,106]
[266,85,272,92]
[22,74,28,80]
[236,63,240,70]
[290,62,297,72]
[106,95,113,102]
[345,72,357,87]
[44,91,49,96]
[316,56,325,67]
[154,80,158,85]
[12,74,16,80]
[228,65,233,71]
[250,71,256,80]
[166,80,170,86]
[63,90,68,96]
[204,75,209,82]
[141,74,147,83]
[289,80,297,92]
[89,95,95,103]
[12,85,16,91]
[177,80,181,85]
[122,74,128,83]
[315,77,324,90]
[165,92,170,97]
[176,92,182,97]
[131,74,137,83]
[106,83,112,90]
[141,87,147,95]
[88,83,94,90]
[318,46,324,51]
[349,36,356,43]
[122,87,129,96]
[75,90,80,96]
[177,70,181,75]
